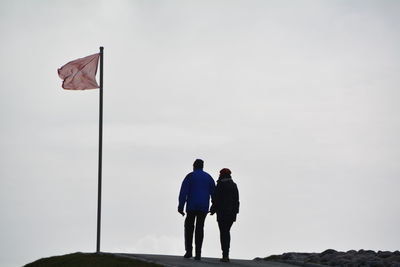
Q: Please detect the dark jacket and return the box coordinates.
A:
[178,169,216,212]
[210,177,240,221]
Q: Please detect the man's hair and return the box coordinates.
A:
[193,159,204,169]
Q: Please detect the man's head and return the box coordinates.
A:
[193,159,204,170]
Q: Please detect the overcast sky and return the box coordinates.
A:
[1,0,400,266]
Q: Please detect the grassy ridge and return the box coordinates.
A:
[24,252,162,267]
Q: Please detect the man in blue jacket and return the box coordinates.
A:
[178,159,215,260]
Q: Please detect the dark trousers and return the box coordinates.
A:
[218,219,234,258]
[184,211,207,255]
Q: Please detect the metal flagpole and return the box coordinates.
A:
[96,46,104,253]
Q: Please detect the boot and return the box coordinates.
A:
[220,252,229,262]
[183,251,192,258]
[220,257,230,262]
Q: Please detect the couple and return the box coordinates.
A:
[178,159,240,262]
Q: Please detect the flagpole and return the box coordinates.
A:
[96,46,104,253]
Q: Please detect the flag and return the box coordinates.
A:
[58,53,100,90]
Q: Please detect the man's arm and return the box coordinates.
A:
[210,182,219,215]
[209,176,216,196]
[178,174,191,215]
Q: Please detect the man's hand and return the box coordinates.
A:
[178,208,185,216]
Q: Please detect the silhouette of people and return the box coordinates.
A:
[178,159,216,260]
[210,168,240,262]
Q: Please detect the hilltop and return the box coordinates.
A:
[24,252,162,267]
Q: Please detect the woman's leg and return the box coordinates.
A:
[218,219,234,258]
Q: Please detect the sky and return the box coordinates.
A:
[1,0,400,266]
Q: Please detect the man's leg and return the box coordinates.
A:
[218,219,234,259]
[194,211,207,260]
[184,211,196,257]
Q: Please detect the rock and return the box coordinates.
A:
[263,255,280,261]
[262,249,400,266]
[331,253,352,266]
[329,257,351,266]
[321,249,338,256]
[358,249,376,255]
[347,250,357,254]
[377,250,392,258]
[365,250,377,255]
[281,253,293,260]
[387,255,400,262]
[306,255,320,263]
[369,259,384,267]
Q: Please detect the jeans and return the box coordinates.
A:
[184,210,207,255]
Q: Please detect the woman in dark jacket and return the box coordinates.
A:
[210,168,240,262]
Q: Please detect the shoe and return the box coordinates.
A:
[220,257,230,262]
[183,252,192,258]
[194,255,201,260]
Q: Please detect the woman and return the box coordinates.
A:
[210,168,240,262]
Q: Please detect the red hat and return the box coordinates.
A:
[220,168,231,177]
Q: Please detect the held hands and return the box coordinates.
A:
[177,208,215,216]
[178,208,185,216]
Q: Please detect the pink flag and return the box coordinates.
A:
[58,53,100,90]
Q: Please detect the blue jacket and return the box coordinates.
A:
[178,169,216,212]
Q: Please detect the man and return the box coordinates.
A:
[210,168,240,262]
[178,159,215,260]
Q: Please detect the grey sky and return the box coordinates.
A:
[1,1,399,266]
